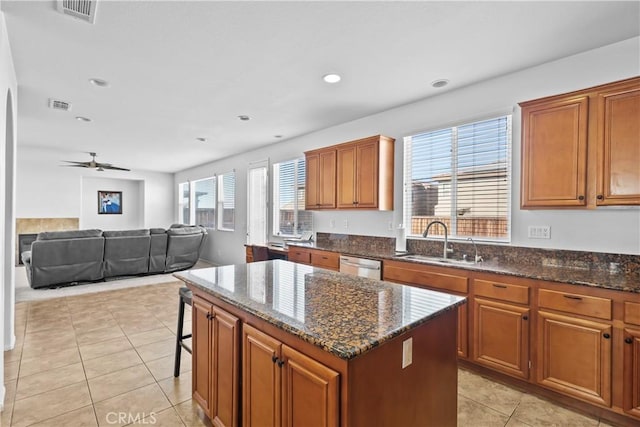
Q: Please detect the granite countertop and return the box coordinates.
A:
[287,242,640,294]
[174,260,466,360]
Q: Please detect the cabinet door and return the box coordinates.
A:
[473,298,529,379]
[281,345,339,427]
[354,140,379,208]
[537,311,611,406]
[458,302,468,358]
[243,324,282,427]
[336,145,357,208]
[305,153,320,209]
[192,296,213,415]
[318,151,336,208]
[212,307,240,427]
[287,248,311,265]
[597,82,640,205]
[623,328,640,418]
[521,96,589,207]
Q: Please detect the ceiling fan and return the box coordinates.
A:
[61,152,130,171]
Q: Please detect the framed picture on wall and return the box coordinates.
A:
[98,191,122,215]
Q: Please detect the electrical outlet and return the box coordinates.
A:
[528,225,551,239]
[344,219,349,229]
[329,219,335,228]
[402,338,412,368]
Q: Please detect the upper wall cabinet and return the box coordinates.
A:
[520,77,640,209]
[305,135,395,211]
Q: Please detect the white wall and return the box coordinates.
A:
[176,37,640,265]
[0,9,18,410]
[16,146,174,229]
[81,177,144,230]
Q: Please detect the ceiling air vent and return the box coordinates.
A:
[48,98,72,112]
[57,0,98,24]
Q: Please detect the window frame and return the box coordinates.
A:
[217,170,236,232]
[193,176,216,229]
[272,157,312,238]
[403,114,512,243]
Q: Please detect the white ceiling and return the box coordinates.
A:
[2,1,639,173]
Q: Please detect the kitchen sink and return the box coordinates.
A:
[396,254,477,265]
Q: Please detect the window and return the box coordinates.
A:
[403,115,511,241]
[178,182,190,224]
[217,171,235,231]
[273,158,312,237]
[194,177,216,228]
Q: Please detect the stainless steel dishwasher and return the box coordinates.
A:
[339,255,381,280]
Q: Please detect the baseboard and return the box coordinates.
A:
[0,383,5,411]
[4,333,15,351]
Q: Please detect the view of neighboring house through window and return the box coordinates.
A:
[194,177,216,228]
[247,161,269,245]
[178,182,190,224]
[218,171,235,231]
[403,115,512,241]
[273,158,312,237]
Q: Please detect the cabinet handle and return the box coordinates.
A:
[522,315,528,320]
[277,359,285,367]
[322,256,328,260]
[625,337,633,344]
[272,355,278,363]
[596,195,604,200]
[578,195,585,201]
[563,294,582,301]
[206,312,212,320]
[603,333,611,339]
[492,284,507,289]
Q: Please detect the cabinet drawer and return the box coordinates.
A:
[474,279,529,305]
[383,263,468,294]
[311,251,340,271]
[538,289,612,320]
[288,249,311,264]
[625,302,640,326]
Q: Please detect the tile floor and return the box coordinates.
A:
[1,280,622,426]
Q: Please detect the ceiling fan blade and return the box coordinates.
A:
[60,164,90,168]
[61,160,91,166]
[101,165,131,171]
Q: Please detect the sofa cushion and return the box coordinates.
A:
[21,250,31,265]
[37,229,102,240]
[150,228,166,234]
[167,226,205,236]
[103,229,150,237]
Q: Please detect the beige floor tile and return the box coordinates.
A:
[11,381,91,427]
[73,318,119,334]
[511,393,599,427]
[1,395,14,426]
[140,407,186,427]
[135,337,176,363]
[174,400,213,427]
[505,418,534,427]
[84,349,143,379]
[79,336,133,361]
[21,333,77,357]
[4,360,19,381]
[121,318,167,336]
[458,395,510,427]
[29,405,98,427]
[145,353,191,381]
[15,362,86,400]
[458,369,523,416]
[127,327,175,348]
[19,347,81,377]
[76,324,125,346]
[4,346,22,363]
[26,317,74,334]
[157,372,192,405]
[88,364,156,403]
[94,383,172,426]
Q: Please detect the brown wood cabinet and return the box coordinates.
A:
[623,328,640,418]
[383,259,469,358]
[192,295,240,427]
[305,135,394,211]
[305,149,336,209]
[520,76,640,208]
[242,324,340,427]
[286,247,339,271]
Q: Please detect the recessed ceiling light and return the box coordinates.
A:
[196,137,207,142]
[238,115,250,121]
[75,116,92,122]
[89,78,109,87]
[323,73,341,83]
[431,79,449,88]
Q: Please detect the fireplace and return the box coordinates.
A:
[17,234,37,265]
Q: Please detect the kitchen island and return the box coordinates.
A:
[175,260,466,427]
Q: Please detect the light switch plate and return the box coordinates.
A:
[402,338,413,369]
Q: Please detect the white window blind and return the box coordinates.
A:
[194,177,216,228]
[273,158,313,236]
[247,161,268,245]
[217,171,235,231]
[404,115,511,241]
[178,182,190,225]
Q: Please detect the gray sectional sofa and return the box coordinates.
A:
[21,225,207,289]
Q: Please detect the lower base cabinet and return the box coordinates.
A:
[623,328,640,417]
[243,324,339,427]
[537,311,612,406]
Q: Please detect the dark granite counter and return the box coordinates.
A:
[287,238,640,294]
[174,260,465,360]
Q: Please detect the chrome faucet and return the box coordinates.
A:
[422,220,453,259]
[466,237,483,264]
